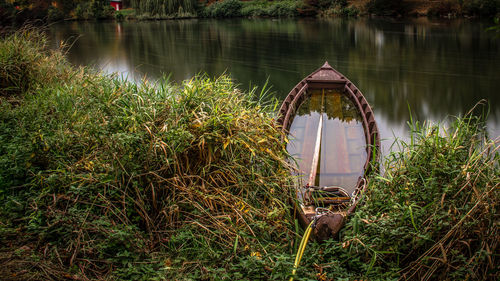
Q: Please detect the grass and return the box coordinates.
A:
[0,28,295,280]
[0,28,498,280]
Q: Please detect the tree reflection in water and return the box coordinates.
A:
[48,18,500,154]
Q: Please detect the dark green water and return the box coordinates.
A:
[287,89,366,192]
[48,18,500,154]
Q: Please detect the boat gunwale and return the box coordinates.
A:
[277,62,380,238]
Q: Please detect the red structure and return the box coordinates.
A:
[110,0,123,11]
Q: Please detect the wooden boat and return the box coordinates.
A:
[277,62,380,240]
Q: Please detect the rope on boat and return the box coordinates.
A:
[289,220,314,281]
[350,178,367,206]
[289,207,335,281]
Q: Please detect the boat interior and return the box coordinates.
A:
[286,88,367,214]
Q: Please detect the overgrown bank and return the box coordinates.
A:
[1,0,499,26]
[0,28,295,280]
[0,29,498,280]
[130,0,500,19]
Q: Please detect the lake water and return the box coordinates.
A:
[48,18,500,155]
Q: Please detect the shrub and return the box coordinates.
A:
[115,10,125,21]
[241,4,263,17]
[320,5,359,17]
[266,1,300,17]
[204,0,243,17]
[0,30,294,280]
[0,28,69,99]
[240,0,301,17]
[338,111,498,279]
[90,0,114,19]
[74,2,90,19]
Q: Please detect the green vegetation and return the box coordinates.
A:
[240,0,302,18]
[1,0,499,24]
[1,0,116,23]
[0,28,294,280]
[302,110,498,279]
[203,0,243,18]
[366,0,500,17]
[314,0,360,17]
[1,29,498,280]
[130,0,199,19]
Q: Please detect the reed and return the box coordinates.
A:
[0,27,69,99]
[0,28,497,280]
[293,103,499,280]
[0,29,294,280]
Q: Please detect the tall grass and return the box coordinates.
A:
[293,106,499,280]
[0,27,69,99]
[0,29,294,280]
[0,28,497,280]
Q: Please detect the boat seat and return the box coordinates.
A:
[304,185,351,206]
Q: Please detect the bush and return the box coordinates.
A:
[240,0,301,17]
[90,0,114,19]
[0,28,69,99]
[241,4,264,17]
[335,111,498,279]
[0,30,294,280]
[115,10,125,21]
[74,2,90,19]
[266,1,299,17]
[131,0,199,17]
[204,0,243,17]
[320,5,359,17]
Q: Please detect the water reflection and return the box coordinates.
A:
[286,90,366,193]
[48,18,500,153]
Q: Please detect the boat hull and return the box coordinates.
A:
[278,62,380,240]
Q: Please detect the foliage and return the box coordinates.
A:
[74,2,91,19]
[295,106,499,280]
[115,10,125,21]
[241,0,301,18]
[0,0,115,23]
[486,17,500,36]
[89,0,115,19]
[0,28,498,280]
[203,0,243,18]
[0,29,294,280]
[319,5,359,17]
[0,27,69,99]
[131,0,199,18]
[299,0,353,16]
